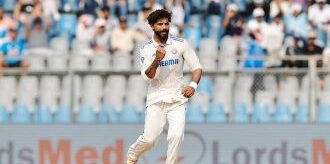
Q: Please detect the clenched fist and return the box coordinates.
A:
[181,86,195,98]
[156,46,166,61]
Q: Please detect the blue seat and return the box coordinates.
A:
[120,105,139,123]
[186,105,205,123]
[76,106,96,123]
[98,109,109,124]
[0,106,9,123]
[206,103,227,123]
[317,104,330,123]
[55,106,71,123]
[197,76,213,97]
[252,104,272,123]
[34,106,53,123]
[56,13,77,43]
[11,105,31,123]
[104,105,120,123]
[275,104,293,123]
[296,104,309,123]
[234,104,249,123]
[206,15,222,41]
[2,0,16,11]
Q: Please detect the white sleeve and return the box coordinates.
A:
[182,40,202,71]
[139,47,159,82]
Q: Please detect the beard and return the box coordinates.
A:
[154,30,169,41]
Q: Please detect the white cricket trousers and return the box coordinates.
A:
[127,102,186,164]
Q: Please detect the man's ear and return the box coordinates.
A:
[149,24,154,30]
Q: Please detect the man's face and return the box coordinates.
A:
[318,2,326,9]
[151,18,170,40]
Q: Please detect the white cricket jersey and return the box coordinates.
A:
[139,35,202,107]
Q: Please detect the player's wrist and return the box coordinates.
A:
[189,81,198,90]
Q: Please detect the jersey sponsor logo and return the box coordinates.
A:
[159,59,179,67]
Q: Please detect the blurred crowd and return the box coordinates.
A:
[0,0,329,69]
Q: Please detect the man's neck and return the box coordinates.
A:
[153,35,167,45]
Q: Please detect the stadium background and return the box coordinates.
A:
[0,0,330,163]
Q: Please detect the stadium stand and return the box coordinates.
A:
[0,0,329,124]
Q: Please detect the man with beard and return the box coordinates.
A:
[126,9,202,164]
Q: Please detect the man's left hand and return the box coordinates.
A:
[181,86,195,98]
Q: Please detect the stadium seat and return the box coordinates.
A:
[317,104,330,123]
[27,54,46,71]
[0,77,17,113]
[11,105,31,123]
[47,55,68,71]
[103,105,120,123]
[56,13,77,41]
[0,106,9,123]
[199,58,217,71]
[186,104,205,123]
[77,106,97,123]
[234,104,249,123]
[206,103,227,123]
[71,39,94,56]
[82,75,103,113]
[296,92,309,123]
[317,91,330,123]
[103,75,126,113]
[263,75,277,92]
[296,105,309,123]
[205,15,222,41]
[120,105,140,123]
[2,0,16,11]
[219,36,239,70]
[252,91,274,123]
[34,106,53,123]
[50,37,69,55]
[274,104,293,123]
[112,52,132,71]
[196,76,213,97]
[70,55,90,71]
[55,106,71,123]
[98,109,109,124]
[91,52,111,71]
[233,92,252,123]
[199,38,218,58]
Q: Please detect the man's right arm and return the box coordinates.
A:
[144,58,161,79]
[140,46,166,81]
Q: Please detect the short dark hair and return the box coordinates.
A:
[147,9,172,25]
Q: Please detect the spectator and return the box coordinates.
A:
[244,20,267,68]
[308,0,330,45]
[223,4,244,37]
[247,8,269,48]
[296,32,324,67]
[26,16,50,49]
[79,0,100,17]
[0,7,14,39]
[282,36,304,67]
[167,0,185,35]
[0,23,28,68]
[136,6,153,38]
[13,0,39,23]
[145,0,163,11]
[246,0,270,22]
[91,18,111,52]
[207,0,222,15]
[76,14,94,43]
[111,17,143,54]
[264,13,285,67]
[98,5,118,31]
[284,3,308,39]
[270,0,291,18]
